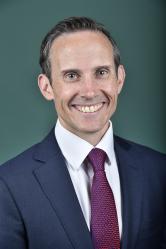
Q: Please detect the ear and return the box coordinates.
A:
[38,74,54,101]
[117,65,126,94]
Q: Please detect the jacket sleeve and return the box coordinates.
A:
[0,178,27,249]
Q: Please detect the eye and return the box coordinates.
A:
[96,68,109,79]
[64,72,80,81]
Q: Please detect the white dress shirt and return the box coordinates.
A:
[55,119,122,236]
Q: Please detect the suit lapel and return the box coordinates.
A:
[114,136,143,249]
[33,130,93,249]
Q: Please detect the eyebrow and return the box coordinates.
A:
[61,65,113,75]
[94,65,113,71]
[61,69,82,75]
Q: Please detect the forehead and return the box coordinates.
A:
[49,31,114,70]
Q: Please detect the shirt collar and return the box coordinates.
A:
[96,123,114,164]
[55,119,115,170]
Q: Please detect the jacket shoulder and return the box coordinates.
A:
[0,142,40,178]
[0,128,59,180]
[114,135,166,161]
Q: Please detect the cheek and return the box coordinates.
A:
[55,82,76,96]
[103,83,119,97]
[53,87,74,110]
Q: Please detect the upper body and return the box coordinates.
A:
[0,16,166,249]
[0,124,165,249]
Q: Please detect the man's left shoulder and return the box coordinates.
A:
[114,135,166,164]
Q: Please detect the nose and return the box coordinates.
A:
[80,76,97,99]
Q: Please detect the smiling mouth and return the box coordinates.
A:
[73,103,104,113]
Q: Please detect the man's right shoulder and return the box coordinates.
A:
[0,142,41,178]
[0,128,57,179]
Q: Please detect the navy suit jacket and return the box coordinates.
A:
[0,129,166,249]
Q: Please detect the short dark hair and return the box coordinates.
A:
[39,16,121,82]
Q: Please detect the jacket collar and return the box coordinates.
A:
[114,136,143,249]
[33,129,94,249]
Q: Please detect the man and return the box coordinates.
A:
[0,17,165,249]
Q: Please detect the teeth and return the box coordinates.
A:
[90,106,94,112]
[76,103,103,113]
[85,106,89,112]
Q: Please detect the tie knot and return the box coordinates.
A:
[88,148,107,172]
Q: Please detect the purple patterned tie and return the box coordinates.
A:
[88,148,120,249]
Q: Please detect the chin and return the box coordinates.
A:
[78,125,106,135]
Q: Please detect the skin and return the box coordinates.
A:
[38,31,125,145]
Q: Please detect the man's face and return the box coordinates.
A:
[38,31,125,144]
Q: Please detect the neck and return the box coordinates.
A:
[76,131,107,146]
[59,120,110,146]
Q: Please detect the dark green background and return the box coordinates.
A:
[0,0,165,164]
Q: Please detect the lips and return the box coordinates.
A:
[74,103,103,113]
